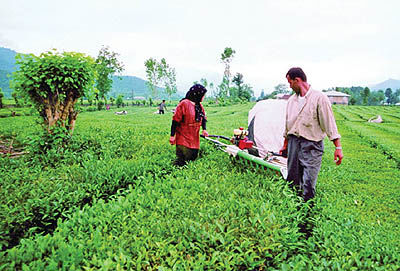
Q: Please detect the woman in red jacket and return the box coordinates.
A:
[169,84,209,166]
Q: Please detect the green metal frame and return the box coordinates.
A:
[202,135,287,178]
[236,150,282,171]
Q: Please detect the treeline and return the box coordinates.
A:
[256,84,400,106]
[335,86,400,105]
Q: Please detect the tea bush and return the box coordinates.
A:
[0,108,175,250]
[285,120,400,270]
[3,150,306,270]
[1,103,400,270]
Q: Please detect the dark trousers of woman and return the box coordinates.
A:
[287,135,324,202]
[174,145,199,166]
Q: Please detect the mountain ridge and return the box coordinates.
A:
[2,46,399,98]
[369,78,400,91]
[0,46,182,99]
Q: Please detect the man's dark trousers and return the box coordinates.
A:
[287,135,324,201]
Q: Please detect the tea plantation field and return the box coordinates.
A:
[0,104,399,270]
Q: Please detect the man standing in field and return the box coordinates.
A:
[280,67,343,202]
[158,100,167,114]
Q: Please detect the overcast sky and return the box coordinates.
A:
[1,0,399,96]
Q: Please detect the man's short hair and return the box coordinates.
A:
[286,67,307,82]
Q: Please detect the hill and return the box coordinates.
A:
[369,78,400,91]
[111,75,183,100]
[0,47,17,71]
[0,46,183,99]
[0,47,18,97]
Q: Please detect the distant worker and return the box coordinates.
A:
[169,84,209,166]
[280,67,343,202]
[158,100,167,114]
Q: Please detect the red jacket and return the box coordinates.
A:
[173,99,205,149]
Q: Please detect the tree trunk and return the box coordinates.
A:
[68,109,79,134]
[42,92,79,135]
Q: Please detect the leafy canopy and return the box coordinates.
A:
[144,57,177,99]
[95,46,124,100]
[11,49,96,133]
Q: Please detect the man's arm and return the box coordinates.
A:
[332,138,343,165]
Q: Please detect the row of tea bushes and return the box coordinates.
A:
[0,108,37,118]
[0,108,176,250]
[2,149,305,270]
[280,119,400,270]
[334,105,400,123]
[1,104,400,269]
[343,122,400,167]
[0,115,40,143]
[3,120,400,270]
[334,106,400,166]
[347,106,400,123]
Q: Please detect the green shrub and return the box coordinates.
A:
[97,100,104,111]
[116,95,123,108]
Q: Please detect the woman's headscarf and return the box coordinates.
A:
[184,84,207,122]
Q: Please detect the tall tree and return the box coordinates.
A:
[385,88,393,104]
[362,87,370,105]
[395,89,400,104]
[11,50,96,134]
[369,90,385,105]
[95,46,124,104]
[220,47,235,96]
[158,58,177,99]
[144,58,159,98]
[232,72,243,98]
[241,84,254,101]
[217,77,229,98]
[144,58,177,99]
[232,73,243,89]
